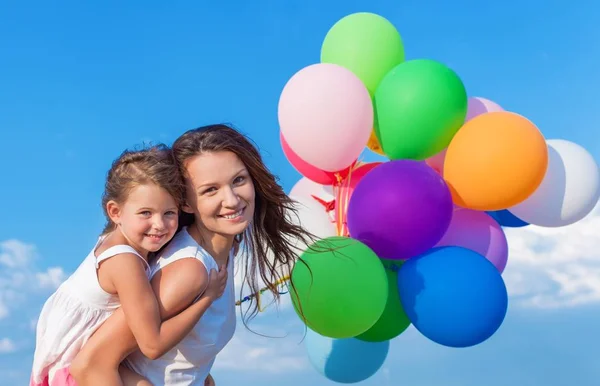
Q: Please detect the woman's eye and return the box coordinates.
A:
[234,176,246,184]
[140,211,151,216]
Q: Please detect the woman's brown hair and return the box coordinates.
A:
[172,124,315,325]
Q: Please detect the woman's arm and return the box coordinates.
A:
[70,258,221,385]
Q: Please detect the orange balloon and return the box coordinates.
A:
[443,112,548,211]
[366,129,385,155]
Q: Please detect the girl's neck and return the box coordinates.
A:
[189,222,233,266]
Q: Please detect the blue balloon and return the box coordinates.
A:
[398,246,508,348]
[305,328,389,383]
[487,209,529,227]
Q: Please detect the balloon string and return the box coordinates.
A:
[335,161,362,237]
[235,275,291,307]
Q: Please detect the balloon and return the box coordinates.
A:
[278,63,373,172]
[398,247,508,348]
[508,139,600,227]
[357,259,410,342]
[321,12,404,96]
[426,97,504,172]
[425,148,446,175]
[289,196,337,245]
[465,96,504,122]
[443,112,548,211]
[347,160,453,260]
[487,209,529,228]
[281,132,353,185]
[289,236,387,338]
[289,177,335,203]
[374,59,468,160]
[305,328,389,384]
[267,195,337,277]
[435,208,509,272]
[366,129,385,155]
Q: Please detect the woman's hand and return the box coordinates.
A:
[205,373,215,386]
[203,265,227,302]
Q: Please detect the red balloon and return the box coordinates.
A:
[281,132,353,185]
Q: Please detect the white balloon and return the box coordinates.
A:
[509,139,600,227]
[289,177,335,203]
[267,194,337,276]
[287,195,337,249]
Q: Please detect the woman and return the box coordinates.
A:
[69,124,315,385]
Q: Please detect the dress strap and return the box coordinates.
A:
[95,245,150,272]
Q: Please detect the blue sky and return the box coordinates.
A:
[1,0,599,385]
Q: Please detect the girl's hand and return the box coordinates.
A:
[205,373,215,386]
[203,265,227,302]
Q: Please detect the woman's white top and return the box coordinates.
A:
[125,226,236,385]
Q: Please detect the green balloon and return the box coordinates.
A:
[356,260,411,342]
[321,12,405,96]
[374,59,468,160]
[289,236,388,339]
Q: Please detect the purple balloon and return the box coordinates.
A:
[465,97,504,122]
[347,160,453,260]
[435,209,509,272]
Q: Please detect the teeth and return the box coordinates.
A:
[222,210,242,219]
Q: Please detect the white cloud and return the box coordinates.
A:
[36,267,67,290]
[503,203,600,308]
[0,297,7,320]
[0,338,16,353]
[0,240,68,319]
[0,239,36,268]
[214,315,308,374]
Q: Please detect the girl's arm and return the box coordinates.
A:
[70,257,218,385]
[104,253,226,360]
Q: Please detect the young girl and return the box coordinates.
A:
[68,124,316,386]
[30,144,228,386]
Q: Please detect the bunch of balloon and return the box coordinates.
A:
[276,10,600,385]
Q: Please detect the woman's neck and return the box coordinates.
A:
[189,222,233,266]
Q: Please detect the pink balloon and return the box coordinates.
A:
[425,148,446,175]
[280,132,353,185]
[435,208,508,272]
[426,97,504,173]
[278,63,373,172]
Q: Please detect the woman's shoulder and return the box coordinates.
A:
[152,227,217,272]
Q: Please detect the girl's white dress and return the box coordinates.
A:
[30,239,148,386]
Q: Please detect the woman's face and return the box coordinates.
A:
[183,150,255,237]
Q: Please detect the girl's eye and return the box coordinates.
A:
[140,211,151,216]
[233,176,245,185]
[165,211,177,216]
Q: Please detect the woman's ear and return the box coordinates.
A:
[106,200,122,226]
[181,201,195,214]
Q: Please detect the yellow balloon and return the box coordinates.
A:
[367,130,385,155]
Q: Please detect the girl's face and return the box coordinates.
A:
[183,150,256,238]
[107,183,179,255]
